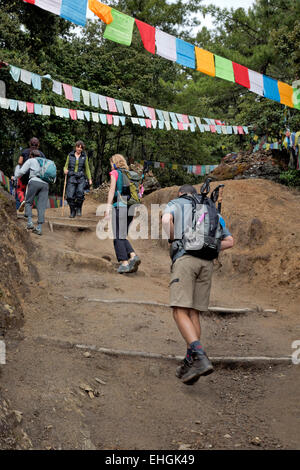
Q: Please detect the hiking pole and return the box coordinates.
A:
[199,177,211,202]
[61,174,67,217]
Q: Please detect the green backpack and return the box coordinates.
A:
[117,169,141,206]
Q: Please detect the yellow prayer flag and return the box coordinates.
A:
[88,0,113,24]
[195,47,215,77]
[278,81,294,108]
[172,164,178,170]
[253,135,259,142]
[266,144,270,150]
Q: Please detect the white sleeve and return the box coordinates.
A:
[15,159,31,178]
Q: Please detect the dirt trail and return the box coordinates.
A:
[1,179,300,450]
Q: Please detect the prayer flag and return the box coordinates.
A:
[215,55,234,82]
[34,103,42,114]
[69,109,77,120]
[52,80,62,95]
[232,62,250,88]
[77,110,85,120]
[18,101,26,112]
[88,0,113,24]
[131,117,139,125]
[113,116,120,126]
[26,102,34,113]
[145,119,152,128]
[151,120,158,129]
[20,69,32,85]
[91,112,99,122]
[84,111,90,121]
[103,9,135,46]
[99,95,108,110]
[9,100,18,111]
[31,73,42,90]
[135,19,155,54]
[162,111,170,122]
[99,114,107,124]
[63,83,74,101]
[107,114,113,124]
[134,104,144,116]
[107,97,117,112]
[195,47,215,77]
[248,69,264,96]
[155,29,177,62]
[90,92,99,107]
[72,87,81,102]
[42,105,51,116]
[35,0,62,16]
[263,75,280,102]
[9,65,21,82]
[176,38,195,69]
[277,81,294,108]
[115,99,124,114]
[60,0,88,26]
[82,89,90,106]
[89,0,113,24]
[123,101,131,115]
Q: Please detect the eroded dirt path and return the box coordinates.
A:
[2,201,300,450]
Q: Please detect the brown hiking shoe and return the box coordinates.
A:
[181,354,213,385]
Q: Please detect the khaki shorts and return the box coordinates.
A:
[170,255,214,311]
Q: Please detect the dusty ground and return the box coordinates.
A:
[0,179,299,450]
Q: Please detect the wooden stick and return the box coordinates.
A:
[61,174,67,217]
[34,336,291,365]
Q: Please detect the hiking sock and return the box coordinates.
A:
[185,347,193,363]
[190,341,205,356]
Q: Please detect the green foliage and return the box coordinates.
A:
[0,0,300,192]
[279,170,300,187]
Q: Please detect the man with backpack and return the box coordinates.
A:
[14,149,56,235]
[162,183,234,385]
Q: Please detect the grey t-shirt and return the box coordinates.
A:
[164,196,232,262]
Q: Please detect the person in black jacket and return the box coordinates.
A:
[64,141,92,218]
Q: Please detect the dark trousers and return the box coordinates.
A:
[25,180,49,224]
[112,206,134,262]
[66,174,85,209]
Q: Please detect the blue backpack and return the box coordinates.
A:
[37,157,57,184]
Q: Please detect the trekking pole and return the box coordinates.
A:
[217,184,225,214]
[61,174,67,216]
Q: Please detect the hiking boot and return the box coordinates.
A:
[176,359,202,385]
[117,264,131,274]
[32,227,42,236]
[129,255,141,273]
[69,208,76,218]
[181,354,213,385]
[76,206,82,216]
[18,201,25,213]
[26,222,34,231]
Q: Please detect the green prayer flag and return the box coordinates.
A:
[293,88,300,110]
[214,55,234,82]
[103,9,135,46]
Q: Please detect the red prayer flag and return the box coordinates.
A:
[237,126,244,134]
[69,109,77,120]
[23,0,35,4]
[210,125,216,133]
[160,162,165,168]
[135,19,155,54]
[107,97,117,113]
[232,62,250,88]
[178,122,184,130]
[107,114,113,125]
[26,102,34,113]
[145,119,152,128]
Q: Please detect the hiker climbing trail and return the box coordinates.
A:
[1,179,299,450]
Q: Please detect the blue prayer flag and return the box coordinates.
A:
[60,0,88,27]
[176,39,195,69]
[263,76,280,102]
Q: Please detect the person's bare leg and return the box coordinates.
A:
[173,307,199,345]
[189,309,201,342]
